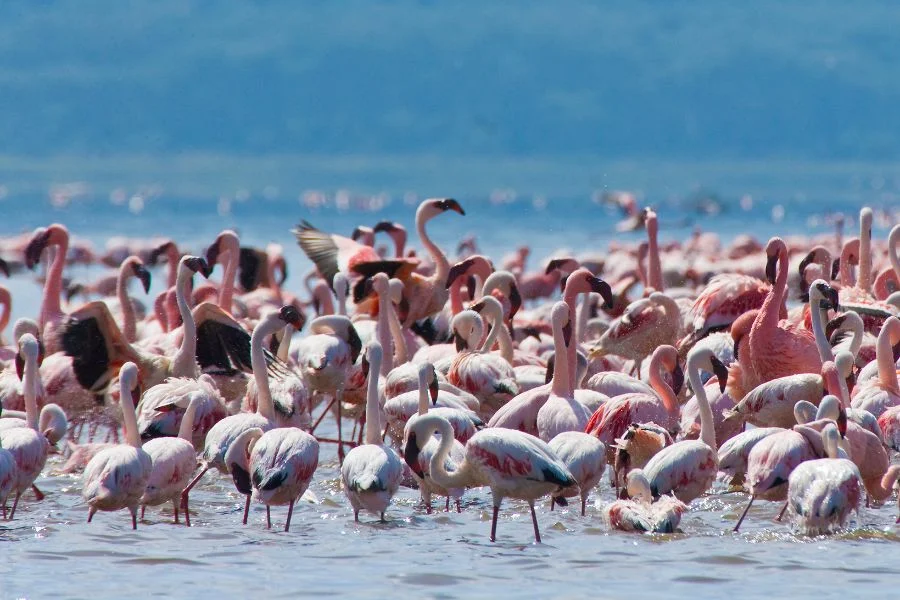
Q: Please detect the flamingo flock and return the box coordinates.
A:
[0,200,899,545]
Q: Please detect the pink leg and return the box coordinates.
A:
[490,505,500,542]
[87,507,96,523]
[141,505,146,520]
[530,502,542,543]
[130,507,138,530]
[285,499,295,532]
[581,494,588,517]
[8,491,21,520]
[266,505,272,529]
[31,485,45,501]
[775,501,788,522]
[180,464,211,527]
[337,392,345,464]
[173,499,180,524]
[733,495,754,532]
[242,495,251,525]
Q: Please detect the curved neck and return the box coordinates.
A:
[387,302,409,365]
[495,316,514,365]
[23,354,39,431]
[648,354,679,417]
[550,314,570,398]
[576,293,593,345]
[809,292,834,362]
[41,232,68,323]
[449,278,465,315]
[688,360,716,451]
[166,246,179,288]
[876,321,900,392]
[859,215,873,292]
[760,245,788,332]
[416,210,449,285]
[250,316,281,422]
[177,397,201,441]
[365,353,383,445]
[376,291,393,375]
[427,418,470,489]
[417,369,429,416]
[118,261,138,343]
[562,286,581,397]
[478,311,501,354]
[219,249,237,313]
[171,265,199,377]
[277,325,293,362]
[119,379,142,448]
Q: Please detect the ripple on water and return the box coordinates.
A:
[119,557,206,566]
[399,573,470,586]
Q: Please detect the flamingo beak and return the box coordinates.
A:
[373,221,397,234]
[0,257,8,278]
[453,332,468,352]
[765,254,778,285]
[361,354,370,380]
[429,377,439,406]
[710,356,728,393]
[15,353,24,381]
[403,432,425,477]
[134,264,152,294]
[544,353,555,384]
[831,258,841,281]
[562,320,573,348]
[508,285,522,322]
[204,240,221,272]
[437,198,465,216]
[466,276,477,301]
[148,242,172,266]
[446,258,475,289]
[672,362,685,395]
[590,276,615,309]
[24,229,51,270]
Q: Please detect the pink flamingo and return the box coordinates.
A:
[548,431,606,516]
[632,347,728,503]
[850,316,900,417]
[82,362,152,529]
[873,224,899,300]
[0,334,51,518]
[728,237,822,401]
[372,221,408,258]
[179,306,304,525]
[605,470,687,533]
[341,342,403,521]
[786,422,862,535]
[24,224,72,354]
[203,230,241,314]
[716,426,782,487]
[591,291,681,371]
[404,413,577,543]
[225,425,319,531]
[148,239,182,289]
[536,302,592,442]
[0,416,16,518]
[135,374,227,448]
[140,392,204,523]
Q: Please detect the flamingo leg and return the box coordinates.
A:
[354,509,359,522]
[266,505,272,529]
[456,498,461,513]
[529,501,542,544]
[130,506,138,530]
[2,502,6,520]
[445,496,450,512]
[141,505,146,520]
[8,491,22,520]
[180,464,211,527]
[173,499,180,524]
[549,497,555,511]
[310,396,336,434]
[581,494,588,517]
[31,485,45,501]
[775,501,788,522]
[337,391,345,464]
[87,506,96,523]
[242,494,251,525]
[285,499,294,532]
[490,504,500,542]
[733,495,755,532]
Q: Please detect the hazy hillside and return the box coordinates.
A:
[1,1,898,160]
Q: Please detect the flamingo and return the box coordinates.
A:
[605,470,687,533]
[140,392,204,523]
[536,302,592,442]
[728,237,822,401]
[341,341,404,521]
[23,224,72,354]
[591,291,682,371]
[0,410,16,518]
[0,403,68,448]
[82,362,152,529]
[548,431,606,516]
[716,426,782,488]
[850,316,900,417]
[786,423,862,535]
[404,413,577,543]
[372,221,408,257]
[135,374,227,448]
[0,334,51,518]
[293,315,362,461]
[225,423,319,531]
[179,306,304,525]
[873,224,900,301]
[630,347,728,503]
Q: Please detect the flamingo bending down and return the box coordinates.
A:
[786,423,862,536]
[179,306,304,525]
[548,431,606,516]
[404,414,577,543]
[0,334,51,519]
[632,347,728,503]
[82,363,152,529]
[341,342,404,521]
[605,470,687,533]
[226,424,319,531]
[591,291,681,371]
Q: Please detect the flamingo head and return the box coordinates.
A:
[563,269,614,309]
[710,355,728,393]
[434,198,465,216]
[671,360,685,395]
[278,305,306,331]
[0,257,8,278]
[403,431,426,478]
[148,241,176,265]
[812,280,840,312]
[131,261,152,294]
[445,255,494,289]
[182,255,212,279]
[204,230,239,272]
[764,237,787,284]
[350,226,374,245]
[507,283,522,323]
[545,257,580,276]
[24,227,52,270]
[427,365,439,405]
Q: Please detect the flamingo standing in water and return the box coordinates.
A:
[404,413,577,543]
[548,430,606,516]
[179,306,305,525]
[786,423,863,536]
[605,470,687,533]
[591,291,682,372]
[0,405,18,518]
[0,334,51,518]
[226,423,319,531]
[631,347,728,503]
[728,238,822,401]
[851,316,900,417]
[140,392,205,523]
[341,341,404,521]
[82,362,152,529]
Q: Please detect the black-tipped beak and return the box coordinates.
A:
[37,341,45,368]
[134,265,152,294]
[453,332,468,352]
[373,221,398,234]
[562,320,573,348]
[831,258,841,281]
[428,377,439,406]
[350,227,366,241]
[559,274,568,295]
[403,432,425,477]
[185,256,210,278]
[361,354,370,380]
[446,258,475,289]
[0,257,9,278]
[672,362,685,395]
[204,241,221,272]
[765,254,778,285]
[546,258,568,275]
[347,325,362,364]
[591,276,614,309]
[15,353,24,381]
[544,353,555,384]
[798,251,814,278]
[279,305,304,329]
[437,198,465,215]
[508,285,522,321]
[148,242,172,266]
[711,356,728,393]
[837,407,848,438]
[24,230,50,270]
[469,299,486,314]
[824,285,840,312]
[733,338,740,361]
[466,276,477,301]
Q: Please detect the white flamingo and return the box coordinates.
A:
[548,430,606,516]
[605,470,688,533]
[341,341,404,521]
[82,362,152,529]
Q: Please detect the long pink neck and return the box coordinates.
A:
[821,362,849,403]
[758,242,788,334]
[550,312,570,398]
[449,278,465,314]
[219,249,236,313]
[416,209,449,285]
[648,353,679,417]
[41,229,68,325]
[377,291,393,375]
[118,259,138,343]
[647,215,663,291]
[0,287,10,341]
[876,320,900,392]
[562,286,579,396]
[166,245,179,288]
